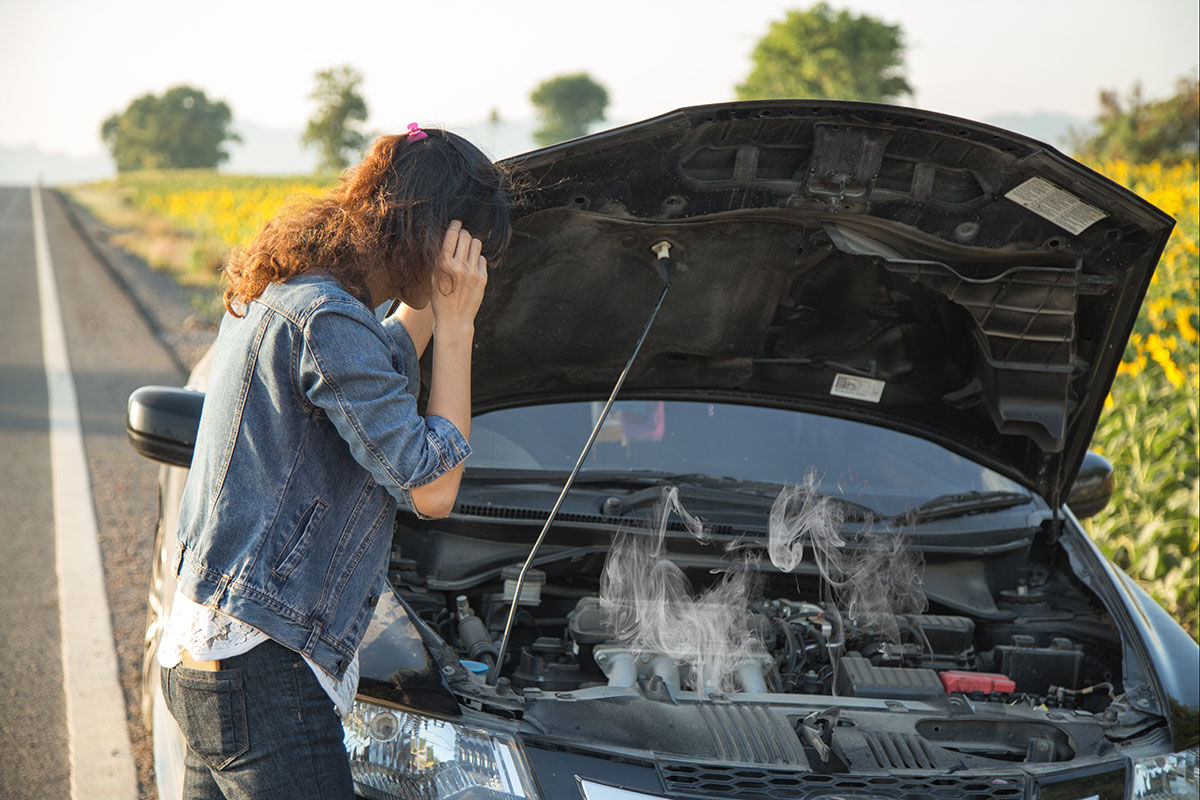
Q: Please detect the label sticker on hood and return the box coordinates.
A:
[831,373,885,403]
[1005,177,1107,235]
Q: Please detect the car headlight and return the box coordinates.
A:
[1131,748,1199,799]
[343,698,540,800]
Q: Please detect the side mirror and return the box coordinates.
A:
[126,386,204,468]
[1067,450,1115,520]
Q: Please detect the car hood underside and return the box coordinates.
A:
[458,101,1174,505]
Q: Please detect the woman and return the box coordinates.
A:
[157,125,511,799]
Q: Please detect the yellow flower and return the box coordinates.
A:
[1117,358,1143,378]
[1179,308,1199,344]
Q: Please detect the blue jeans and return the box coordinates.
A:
[161,639,354,800]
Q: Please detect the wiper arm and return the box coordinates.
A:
[460,469,745,496]
[589,471,876,523]
[466,468,876,521]
[894,490,1034,526]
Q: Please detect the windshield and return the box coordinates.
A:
[468,400,1033,517]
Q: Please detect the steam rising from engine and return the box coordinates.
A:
[598,474,927,694]
[769,472,927,645]
[599,487,762,693]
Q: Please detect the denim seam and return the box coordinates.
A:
[249,445,307,573]
[406,420,471,488]
[182,555,310,626]
[184,559,359,664]
[254,295,303,328]
[224,669,250,771]
[326,498,390,613]
[293,297,371,415]
[289,316,320,415]
[304,317,409,489]
[204,312,270,523]
[424,429,449,479]
[316,479,375,612]
[288,650,305,722]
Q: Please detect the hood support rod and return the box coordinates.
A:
[486,242,674,686]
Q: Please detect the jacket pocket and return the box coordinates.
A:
[272,498,327,581]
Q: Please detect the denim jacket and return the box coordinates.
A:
[174,274,470,679]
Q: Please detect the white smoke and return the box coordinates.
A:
[598,475,927,695]
[768,471,927,645]
[599,487,762,694]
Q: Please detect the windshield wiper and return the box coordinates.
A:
[465,467,876,522]
[591,471,878,523]
[893,490,1034,526]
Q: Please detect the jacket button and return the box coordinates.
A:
[337,659,349,673]
[368,594,380,607]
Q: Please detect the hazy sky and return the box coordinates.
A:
[2,0,1197,157]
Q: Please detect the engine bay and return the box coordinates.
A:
[378,491,1142,775]
[391,561,1119,711]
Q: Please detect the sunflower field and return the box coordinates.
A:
[1082,159,1199,638]
[71,170,334,318]
[125,171,332,252]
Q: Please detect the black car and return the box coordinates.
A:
[128,101,1198,800]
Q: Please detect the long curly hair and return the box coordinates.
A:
[223,129,512,316]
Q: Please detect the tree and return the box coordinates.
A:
[302,65,369,173]
[530,73,609,146]
[1071,75,1199,164]
[737,3,912,103]
[100,86,238,172]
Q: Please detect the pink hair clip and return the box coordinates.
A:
[406,122,428,142]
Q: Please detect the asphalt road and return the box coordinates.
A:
[0,185,196,800]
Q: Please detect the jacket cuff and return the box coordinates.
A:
[422,414,472,475]
[401,415,472,519]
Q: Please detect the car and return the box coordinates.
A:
[127,100,1198,800]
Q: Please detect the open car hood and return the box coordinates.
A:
[464,101,1173,506]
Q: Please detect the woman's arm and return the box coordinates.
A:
[396,303,434,358]
[408,223,487,518]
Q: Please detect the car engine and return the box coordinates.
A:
[389,551,1120,715]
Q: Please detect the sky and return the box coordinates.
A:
[2,0,1197,161]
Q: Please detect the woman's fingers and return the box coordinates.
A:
[454,228,474,262]
[443,221,486,275]
[467,236,483,269]
[442,220,463,260]
[432,222,488,325]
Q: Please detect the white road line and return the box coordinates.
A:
[33,186,138,800]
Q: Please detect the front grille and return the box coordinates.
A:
[658,762,1026,800]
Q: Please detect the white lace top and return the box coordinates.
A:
[157,589,358,718]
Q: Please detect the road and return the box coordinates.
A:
[0,185,193,800]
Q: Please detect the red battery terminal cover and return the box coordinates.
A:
[939,670,1016,694]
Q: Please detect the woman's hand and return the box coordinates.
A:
[431,221,487,332]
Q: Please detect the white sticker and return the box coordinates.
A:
[1005,177,1107,235]
[830,373,885,403]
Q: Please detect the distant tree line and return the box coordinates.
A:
[98,5,1198,172]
